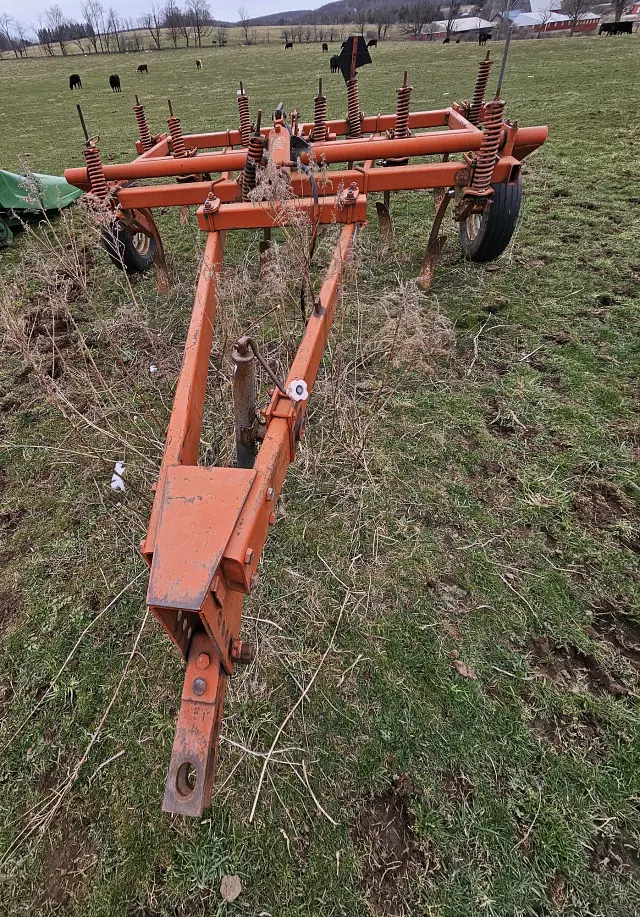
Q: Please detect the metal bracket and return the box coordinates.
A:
[162,631,227,816]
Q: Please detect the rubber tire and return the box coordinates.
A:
[101,222,156,274]
[459,177,523,263]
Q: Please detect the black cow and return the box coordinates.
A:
[443,37,450,43]
[479,30,491,45]
[69,73,82,90]
[137,63,148,74]
[367,38,377,48]
[109,74,121,92]
[330,54,340,73]
[322,42,329,51]
[285,40,293,49]
[600,21,632,34]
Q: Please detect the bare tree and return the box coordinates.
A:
[614,0,626,20]
[178,11,191,46]
[354,0,368,35]
[537,7,553,36]
[444,1,461,40]
[140,2,163,49]
[0,14,20,57]
[44,5,68,55]
[215,24,227,44]
[373,4,395,39]
[561,0,589,34]
[13,19,32,56]
[106,7,124,52]
[35,13,56,55]
[81,0,104,51]
[164,0,181,47]
[238,5,250,42]
[186,0,210,46]
[403,1,437,39]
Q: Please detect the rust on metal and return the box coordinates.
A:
[62,55,547,818]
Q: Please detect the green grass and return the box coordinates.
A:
[1,37,640,917]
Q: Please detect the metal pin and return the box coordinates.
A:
[255,109,262,133]
[76,104,89,144]
[135,94,140,105]
[403,70,408,88]
[318,77,323,96]
[168,99,174,117]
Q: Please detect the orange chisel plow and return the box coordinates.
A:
[64,40,547,816]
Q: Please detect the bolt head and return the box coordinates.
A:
[192,677,207,696]
[250,573,260,591]
[196,653,210,670]
[266,487,274,502]
[269,512,276,525]
[244,548,254,564]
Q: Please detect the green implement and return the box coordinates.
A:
[0,169,82,246]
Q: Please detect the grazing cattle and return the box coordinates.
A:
[367,38,377,48]
[478,30,491,45]
[455,37,461,43]
[284,40,293,49]
[322,42,329,51]
[69,73,81,90]
[443,37,450,43]
[330,54,340,73]
[196,58,202,69]
[599,21,632,34]
[109,74,121,92]
[137,64,148,74]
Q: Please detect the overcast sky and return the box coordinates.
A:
[3,0,327,28]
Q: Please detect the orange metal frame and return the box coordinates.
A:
[64,73,547,817]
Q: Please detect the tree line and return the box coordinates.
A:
[0,1,227,58]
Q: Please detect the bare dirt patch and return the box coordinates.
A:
[0,586,20,636]
[441,768,475,802]
[528,636,631,698]
[40,821,96,907]
[589,830,640,878]
[573,482,633,528]
[588,599,640,675]
[531,709,603,762]
[354,775,431,915]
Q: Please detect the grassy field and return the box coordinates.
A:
[1,37,640,917]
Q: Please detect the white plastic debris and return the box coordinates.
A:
[149,364,158,375]
[286,379,308,402]
[111,461,126,492]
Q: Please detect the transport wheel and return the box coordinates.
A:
[459,177,523,263]
[102,221,156,273]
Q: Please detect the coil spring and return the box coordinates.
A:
[133,103,153,152]
[468,57,493,127]
[83,143,108,200]
[395,84,412,140]
[238,94,251,147]
[241,134,264,201]
[346,78,361,139]
[470,98,506,194]
[311,93,328,143]
[167,116,187,158]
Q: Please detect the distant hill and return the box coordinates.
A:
[243,0,423,27]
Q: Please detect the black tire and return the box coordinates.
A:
[459,177,523,263]
[101,221,156,273]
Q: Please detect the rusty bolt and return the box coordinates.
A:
[192,677,207,696]
[269,512,276,524]
[250,573,260,591]
[454,168,470,185]
[231,639,257,665]
[196,653,210,670]
[244,548,254,564]
[266,487,274,502]
[203,191,219,212]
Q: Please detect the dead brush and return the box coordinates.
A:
[0,203,182,510]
